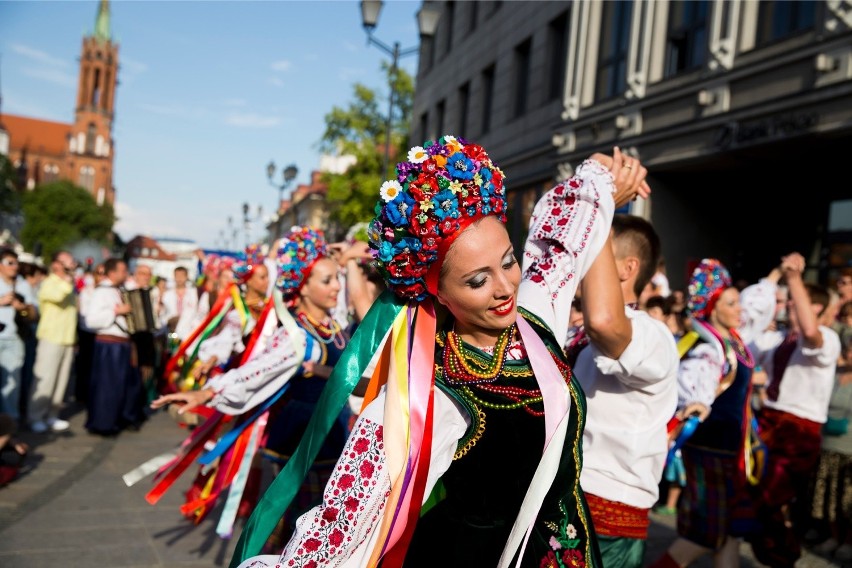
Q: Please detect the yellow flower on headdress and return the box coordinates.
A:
[433,154,447,168]
[380,180,402,202]
[444,135,462,153]
[449,180,463,194]
[407,146,428,163]
[419,199,434,212]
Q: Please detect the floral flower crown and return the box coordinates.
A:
[232,244,265,284]
[687,258,732,320]
[275,226,328,297]
[202,254,236,280]
[368,134,507,301]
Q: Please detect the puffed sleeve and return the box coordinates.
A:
[738,278,778,344]
[205,324,305,415]
[677,343,725,410]
[517,159,616,348]
[236,387,469,568]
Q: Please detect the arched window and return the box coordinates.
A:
[85,123,97,155]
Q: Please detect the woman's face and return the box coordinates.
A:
[299,258,341,314]
[709,287,742,331]
[246,264,269,296]
[436,216,521,346]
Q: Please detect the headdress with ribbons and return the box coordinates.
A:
[230,135,509,567]
[274,226,328,302]
[686,258,732,321]
[232,244,264,285]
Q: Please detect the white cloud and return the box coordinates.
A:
[224,112,281,128]
[268,76,285,88]
[270,60,293,72]
[22,67,77,88]
[11,43,68,67]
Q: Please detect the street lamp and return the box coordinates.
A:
[360,0,440,179]
[266,161,298,238]
[242,202,264,249]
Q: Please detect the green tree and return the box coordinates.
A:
[0,153,20,215]
[20,180,114,259]
[318,62,414,230]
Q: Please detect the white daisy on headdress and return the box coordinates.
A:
[380,180,402,202]
[407,146,428,163]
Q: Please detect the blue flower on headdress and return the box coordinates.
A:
[377,240,395,263]
[384,192,416,227]
[393,237,422,256]
[431,189,460,221]
[445,152,475,180]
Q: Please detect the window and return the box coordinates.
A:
[595,1,633,102]
[513,38,532,118]
[444,1,455,56]
[458,82,470,136]
[547,10,570,101]
[92,67,101,107]
[79,165,95,192]
[756,0,817,45]
[436,99,446,138]
[468,1,478,33]
[664,0,709,77]
[481,64,496,134]
[85,123,97,155]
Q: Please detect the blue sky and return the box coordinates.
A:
[0,0,423,249]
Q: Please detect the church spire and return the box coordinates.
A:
[93,0,111,43]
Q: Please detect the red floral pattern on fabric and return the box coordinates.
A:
[280,420,388,566]
[523,160,610,300]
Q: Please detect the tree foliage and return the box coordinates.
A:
[20,180,115,260]
[0,153,19,215]
[319,62,415,230]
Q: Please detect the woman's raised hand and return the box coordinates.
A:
[590,147,651,208]
[150,389,213,415]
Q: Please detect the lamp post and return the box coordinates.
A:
[360,0,440,179]
[266,161,298,239]
[242,202,264,249]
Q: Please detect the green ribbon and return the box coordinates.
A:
[229,290,406,567]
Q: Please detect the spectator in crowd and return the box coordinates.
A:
[15,257,44,419]
[75,263,104,407]
[162,266,200,341]
[28,251,78,433]
[0,248,37,422]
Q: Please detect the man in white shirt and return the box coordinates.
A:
[161,266,199,341]
[747,253,842,567]
[83,258,147,436]
[569,215,679,567]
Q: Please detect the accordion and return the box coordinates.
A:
[121,288,157,334]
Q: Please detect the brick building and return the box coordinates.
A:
[2,0,118,206]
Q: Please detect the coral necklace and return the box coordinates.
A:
[297,312,346,349]
[442,324,516,386]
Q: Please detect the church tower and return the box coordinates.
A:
[68,0,118,205]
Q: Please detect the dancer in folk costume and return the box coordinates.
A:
[228,136,649,568]
[163,245,271,397]
[134,228,368,540]
[650,259,778,567]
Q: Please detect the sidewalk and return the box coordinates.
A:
[0,404,846,567]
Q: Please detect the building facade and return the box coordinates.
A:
[3,0,118,206]
[411,0,852,288]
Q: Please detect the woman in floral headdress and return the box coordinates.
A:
[143,227,368,541]
[226,136,649,568]
[163,246,270,395]
[650,259,779,568]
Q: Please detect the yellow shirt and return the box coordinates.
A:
[36,273,78,345]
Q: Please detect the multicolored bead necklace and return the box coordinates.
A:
[297,311,346,349]
[724,328,754,368]
[441,324,517,386]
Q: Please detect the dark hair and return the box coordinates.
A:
[611,214,662,298]
[50,250,69,263]
[104,257,125,275]
[645,294,671,316]
[804,283,831,317]
[174,266,189,275]
[0,248,17,262]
